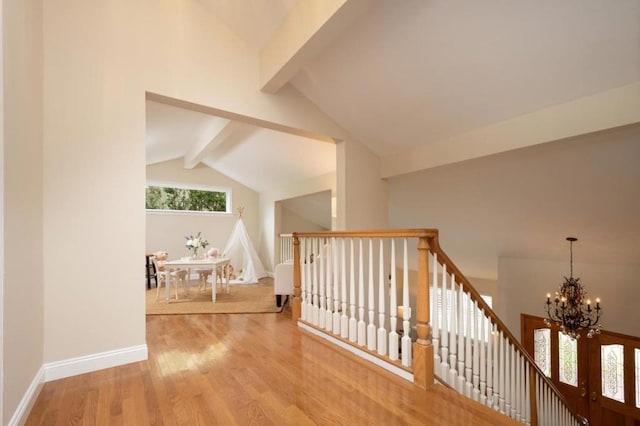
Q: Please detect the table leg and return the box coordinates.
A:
[212,273,217,303]
[186,268,191,296]
[165,270,171,303]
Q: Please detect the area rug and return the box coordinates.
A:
[146,277,282,315]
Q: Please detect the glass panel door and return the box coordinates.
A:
[559,332,578,386]
[600,344,624,402]
[534,328,551,377]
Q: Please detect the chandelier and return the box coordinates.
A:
[544,237,602,339]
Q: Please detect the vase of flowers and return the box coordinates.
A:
[185,232,209,258]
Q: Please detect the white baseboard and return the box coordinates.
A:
[44,344,148,382]
[9,344,148,425]
[297,322,413,382]
[8,366,45,426]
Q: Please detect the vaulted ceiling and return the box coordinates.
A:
[146,0,640,275]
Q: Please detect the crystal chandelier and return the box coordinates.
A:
[544,237,602,339]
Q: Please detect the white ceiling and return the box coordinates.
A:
[197,0,296,51]
[145,0,640,276]
[291,0,640,156]
[146,100,336,193]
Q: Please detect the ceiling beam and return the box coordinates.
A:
[260,0,373,94]
[183,118,232,169]
[380,83,640,178]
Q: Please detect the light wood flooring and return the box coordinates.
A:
[26,309,518,425]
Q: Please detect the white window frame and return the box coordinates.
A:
[145,181,233,216]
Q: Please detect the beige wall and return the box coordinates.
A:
[3,0,45,422]
[259,172,335,272]
[146,159,259,259]
[39,0,342,384]
[280,205,329,234]
[497,257,640,339]
[336,138,388,230]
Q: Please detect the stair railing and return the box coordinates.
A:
[291,229,587,426]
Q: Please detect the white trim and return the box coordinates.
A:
[297,322,413,382]
[8,345,147,424]
[145,180,233,214]
[43,344,148,382]
[145,209,232,217]
[0,0,5,420]
[146,180,231,193]
[8,367,45,426]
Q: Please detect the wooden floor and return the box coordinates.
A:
[26,309,519,425]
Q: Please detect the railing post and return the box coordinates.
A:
[293,235,301,322]
[413,236,434,389]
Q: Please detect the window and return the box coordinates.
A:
[534,328,551,377]
[558,332,578,386]
[145,183,230,214]
[601,344,624,402]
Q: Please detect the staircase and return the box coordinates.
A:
[289,229,588,426]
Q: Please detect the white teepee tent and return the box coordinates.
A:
[223,208,266,284]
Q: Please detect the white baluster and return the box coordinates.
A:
[464,295,472,397]
[552,389,557,426]
[448,276,458,386]
[458,285,467,394]
[325,239,333,332]
[519,358,524,423]
[431,253,440,375]
[524,360,530,425]
[493,323,500,411]
[389,239,399,361]
[340,239,348,338]
[536,377,541,424]
[511,346,520,420]
[439,265,449,383]
[300,238,307,321]
[357,239,366,346]
[377,239,387,356]
[479,313,487,405]
[318,239,326,329]
[486,321,493,407]
[307,238,314,322]
[472,301,480,402]
[507,342,513,418]
[401,238,412,367]
[367,239,376,351]
[312,238,319,326]
[348,239,357,342]
[332,239,341,335]
[499,331,505,414]
[512,346,517,419]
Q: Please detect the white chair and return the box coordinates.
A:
[274,259,294,307]
[193,247,218,293]
[153,257,187,302]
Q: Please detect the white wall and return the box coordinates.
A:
[497,257,640,340]
[280,205,329,234]
[40,0,343,387]
[336,138,388,230]
[3,0,44,423]
[259,172,336,272]
[146,159,259,260]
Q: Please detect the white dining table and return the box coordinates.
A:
[162,257,231,303]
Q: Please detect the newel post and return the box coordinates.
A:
[413,236,434,389]
[292,235,301,322]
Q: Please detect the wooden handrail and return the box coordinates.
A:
[426,233,587,425]
[292,229,438,239]
[291,228,586,425]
